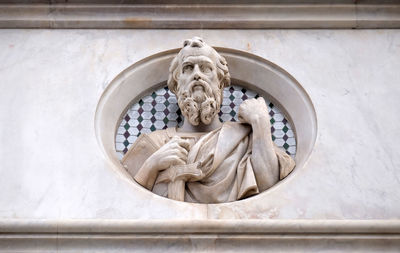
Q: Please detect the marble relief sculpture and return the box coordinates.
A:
[122,37,295,203]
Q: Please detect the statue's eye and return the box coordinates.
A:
[183,65,193,73]
[201,65,212,73]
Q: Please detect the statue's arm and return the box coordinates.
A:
[122,133,159,189]
[129,136,190,191]
[134,157,163,191]
[238,98,279,192]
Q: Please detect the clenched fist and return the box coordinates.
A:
[238,97,271,126]
[145,136,191,173]
[134,135,192,190]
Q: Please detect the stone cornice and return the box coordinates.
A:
[1,220,400,252]
[2,219,400,234]
[0,3,399,29]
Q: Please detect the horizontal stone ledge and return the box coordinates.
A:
[0,4,399,29]
[1,219,400,234]
[1,0,399,5]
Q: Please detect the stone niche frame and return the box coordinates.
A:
[95,47,317,204]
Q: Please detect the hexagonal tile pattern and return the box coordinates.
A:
[116,85,296,160]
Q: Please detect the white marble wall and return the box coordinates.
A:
[0,29,399,220]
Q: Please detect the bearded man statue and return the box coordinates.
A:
[122,37,295,203]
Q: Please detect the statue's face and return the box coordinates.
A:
[180,55,219,101]
[176,54,222,126]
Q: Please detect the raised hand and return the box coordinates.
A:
[238,97,271,126]
[238,97,278,191]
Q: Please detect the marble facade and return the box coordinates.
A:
[1,3,400,250]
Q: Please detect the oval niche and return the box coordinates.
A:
[95,47,317,201]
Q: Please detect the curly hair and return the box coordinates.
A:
[167,38,231,95]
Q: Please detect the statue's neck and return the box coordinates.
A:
[178,116,222,133]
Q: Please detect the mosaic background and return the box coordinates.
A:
[116,85,296,160]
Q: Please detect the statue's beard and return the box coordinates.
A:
[177,80,221,126]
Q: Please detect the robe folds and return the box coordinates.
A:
[122,122,295,203]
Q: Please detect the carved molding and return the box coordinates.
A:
[0,3,399,29]
[1,219,400,252]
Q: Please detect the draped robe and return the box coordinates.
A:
[122,122,295,203]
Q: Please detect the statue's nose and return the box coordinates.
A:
[192,65,202,81]
[193,73,201,81]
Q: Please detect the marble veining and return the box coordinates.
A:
[0,29,399,219]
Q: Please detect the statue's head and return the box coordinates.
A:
[168,37,230,126]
